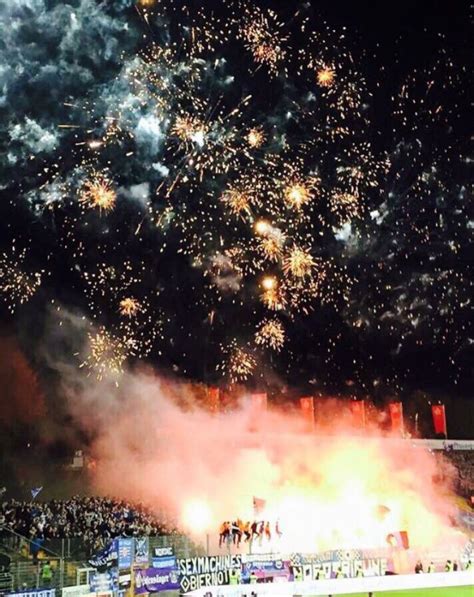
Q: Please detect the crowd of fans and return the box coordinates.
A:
[0,496,179,556]
[446,451,474,499]
[0,451,472,559]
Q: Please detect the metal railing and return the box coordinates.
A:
[0,527,84,593]
[0,527,204,592]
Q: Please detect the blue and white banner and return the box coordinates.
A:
[152,546,176,569]
[241,558,290,583]
[7,590,55,597]
[134,537,149,566]
[118,538,134,570]
[88,539,118,570]
[90,569,118,593]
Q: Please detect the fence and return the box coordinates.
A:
[0,527,204,593]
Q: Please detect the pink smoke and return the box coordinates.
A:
[68,368,466,554]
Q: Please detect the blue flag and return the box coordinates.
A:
[89,539,119,569]
[31,487,43,499]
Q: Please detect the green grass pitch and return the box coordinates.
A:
[327,585,474,597]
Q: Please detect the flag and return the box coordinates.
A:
[251,393,267,412]
[300,396,314,431]
[386,531,409,550]
[31,487,43,499]
[208,386,220,413]
[389,402,404,434]
[253,497,266,516]
[375,504,391,521]
[431,404,447,436]
[350,400,366,428]
[89,539,119,570]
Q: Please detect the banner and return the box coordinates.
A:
[241,557,291,583]
[62,587,91,597]
[88,539,118,570]
[208,387,220,413]
[389,402,404,434]
[289,551,392,580]
[431,404,447,436]
[118,538,134,570]
[300,397,314,431]
[386,531,409,549]
[152,546,176,569]
[90,569,118,593]
[7,591,55,597]
[177,555,242,593]
[252,497,266,516]
[134,538,149,566]
[350,400,366,428]
[134,567,180,594]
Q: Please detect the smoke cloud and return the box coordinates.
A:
[52,359,466,555]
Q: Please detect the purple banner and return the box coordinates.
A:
[135,567,180,594]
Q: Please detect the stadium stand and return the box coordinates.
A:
[446,450,474,499]
[0,497,180,556]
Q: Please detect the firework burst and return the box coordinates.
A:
[80,327,133,382]
[330,191,361,222]
[0,245,44,314]
[255,318,285,351]
[283,246,315,279]
[246,127,265,148]
[239,7,288,75]
[119,297,141,317]
[316,66,336,87]
[79,173,116,212]
[218,340,257,383]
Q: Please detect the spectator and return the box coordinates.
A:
[41,561,53,587]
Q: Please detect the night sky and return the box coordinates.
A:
[0,0,471,404]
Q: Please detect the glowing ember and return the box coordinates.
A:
[254,219,271,235]
[261,275,278,290]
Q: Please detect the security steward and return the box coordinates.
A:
[229,568,240,585]
[293,567,303,582]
